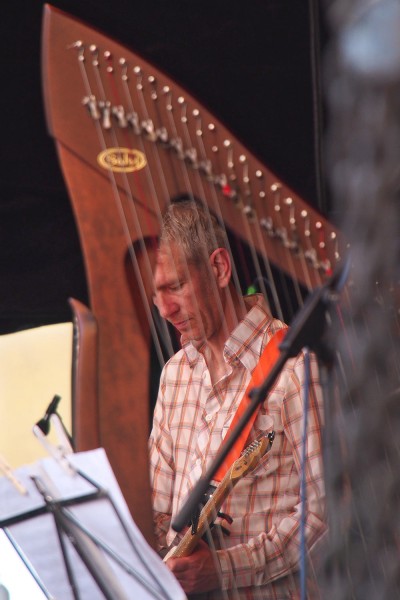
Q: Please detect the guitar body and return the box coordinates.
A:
[165,434,274,560]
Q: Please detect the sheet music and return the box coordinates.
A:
[0,448,186,600]
[0,530,50,599]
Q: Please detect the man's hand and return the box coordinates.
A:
[166,539,221,594]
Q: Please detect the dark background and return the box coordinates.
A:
[0,0,332,335]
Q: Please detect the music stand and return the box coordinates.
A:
[0,448,186,600]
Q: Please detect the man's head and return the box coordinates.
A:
[159,199,228,267]
[153,199,233,345]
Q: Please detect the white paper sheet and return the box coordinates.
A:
[0,448,186,600]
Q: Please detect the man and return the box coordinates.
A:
[149,199,325,599]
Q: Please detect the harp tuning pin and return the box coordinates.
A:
[69,39,85,63]
[208,123,216,131]
[163,85,170,94]
[239,154,247,163]
[223,139,231,148]
[178,99,188,123]
[331,231,340,260]
[316,221,325,248]
[260,217,274,235]
[68,40,83,49]
[302,211,311,237]
[89,45,99,67]
[243,204,255,220]
[193,109,202,136]
[271,182,282,193]
[134,66,143,90]
[148,75,158,100]
[120,58,128,81]
[321,259,332,275]
[255,170,263,179]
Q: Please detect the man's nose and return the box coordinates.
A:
[154,293,179,320]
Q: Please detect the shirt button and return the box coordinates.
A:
[205,414,213,422]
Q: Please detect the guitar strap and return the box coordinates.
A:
[213,327,287,482]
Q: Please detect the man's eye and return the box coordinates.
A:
[170,283,183,292]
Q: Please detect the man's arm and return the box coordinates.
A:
[149,375,175,552]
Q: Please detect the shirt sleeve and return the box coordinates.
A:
[148,368,175,552]
[216,350,326,590]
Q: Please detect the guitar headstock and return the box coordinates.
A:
[230,432,275,482]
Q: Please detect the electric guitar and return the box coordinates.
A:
[164,431,275,561]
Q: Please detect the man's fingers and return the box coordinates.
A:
[166,557,189,573]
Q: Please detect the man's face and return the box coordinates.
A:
[153,242,223,344]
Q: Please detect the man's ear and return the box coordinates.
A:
[209,248,231,289]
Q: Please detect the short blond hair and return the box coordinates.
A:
[159,200,228,265]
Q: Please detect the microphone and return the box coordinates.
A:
[33,394,75,476]
[35,394,62,435]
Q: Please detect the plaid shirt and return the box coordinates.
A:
[149,295,325,599]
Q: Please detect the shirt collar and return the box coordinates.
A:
[182,294,272,371]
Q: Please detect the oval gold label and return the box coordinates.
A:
[97,147,147,172]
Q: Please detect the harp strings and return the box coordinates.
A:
[159,87,246,345]
[75,42,172,366]
[71,37,336,596]
[137,76,235,357]
[74,36,339,324]
[74,44,260,596]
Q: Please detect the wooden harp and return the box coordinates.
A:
[41,4,340,547]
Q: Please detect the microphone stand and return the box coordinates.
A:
[172,262,347,533]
